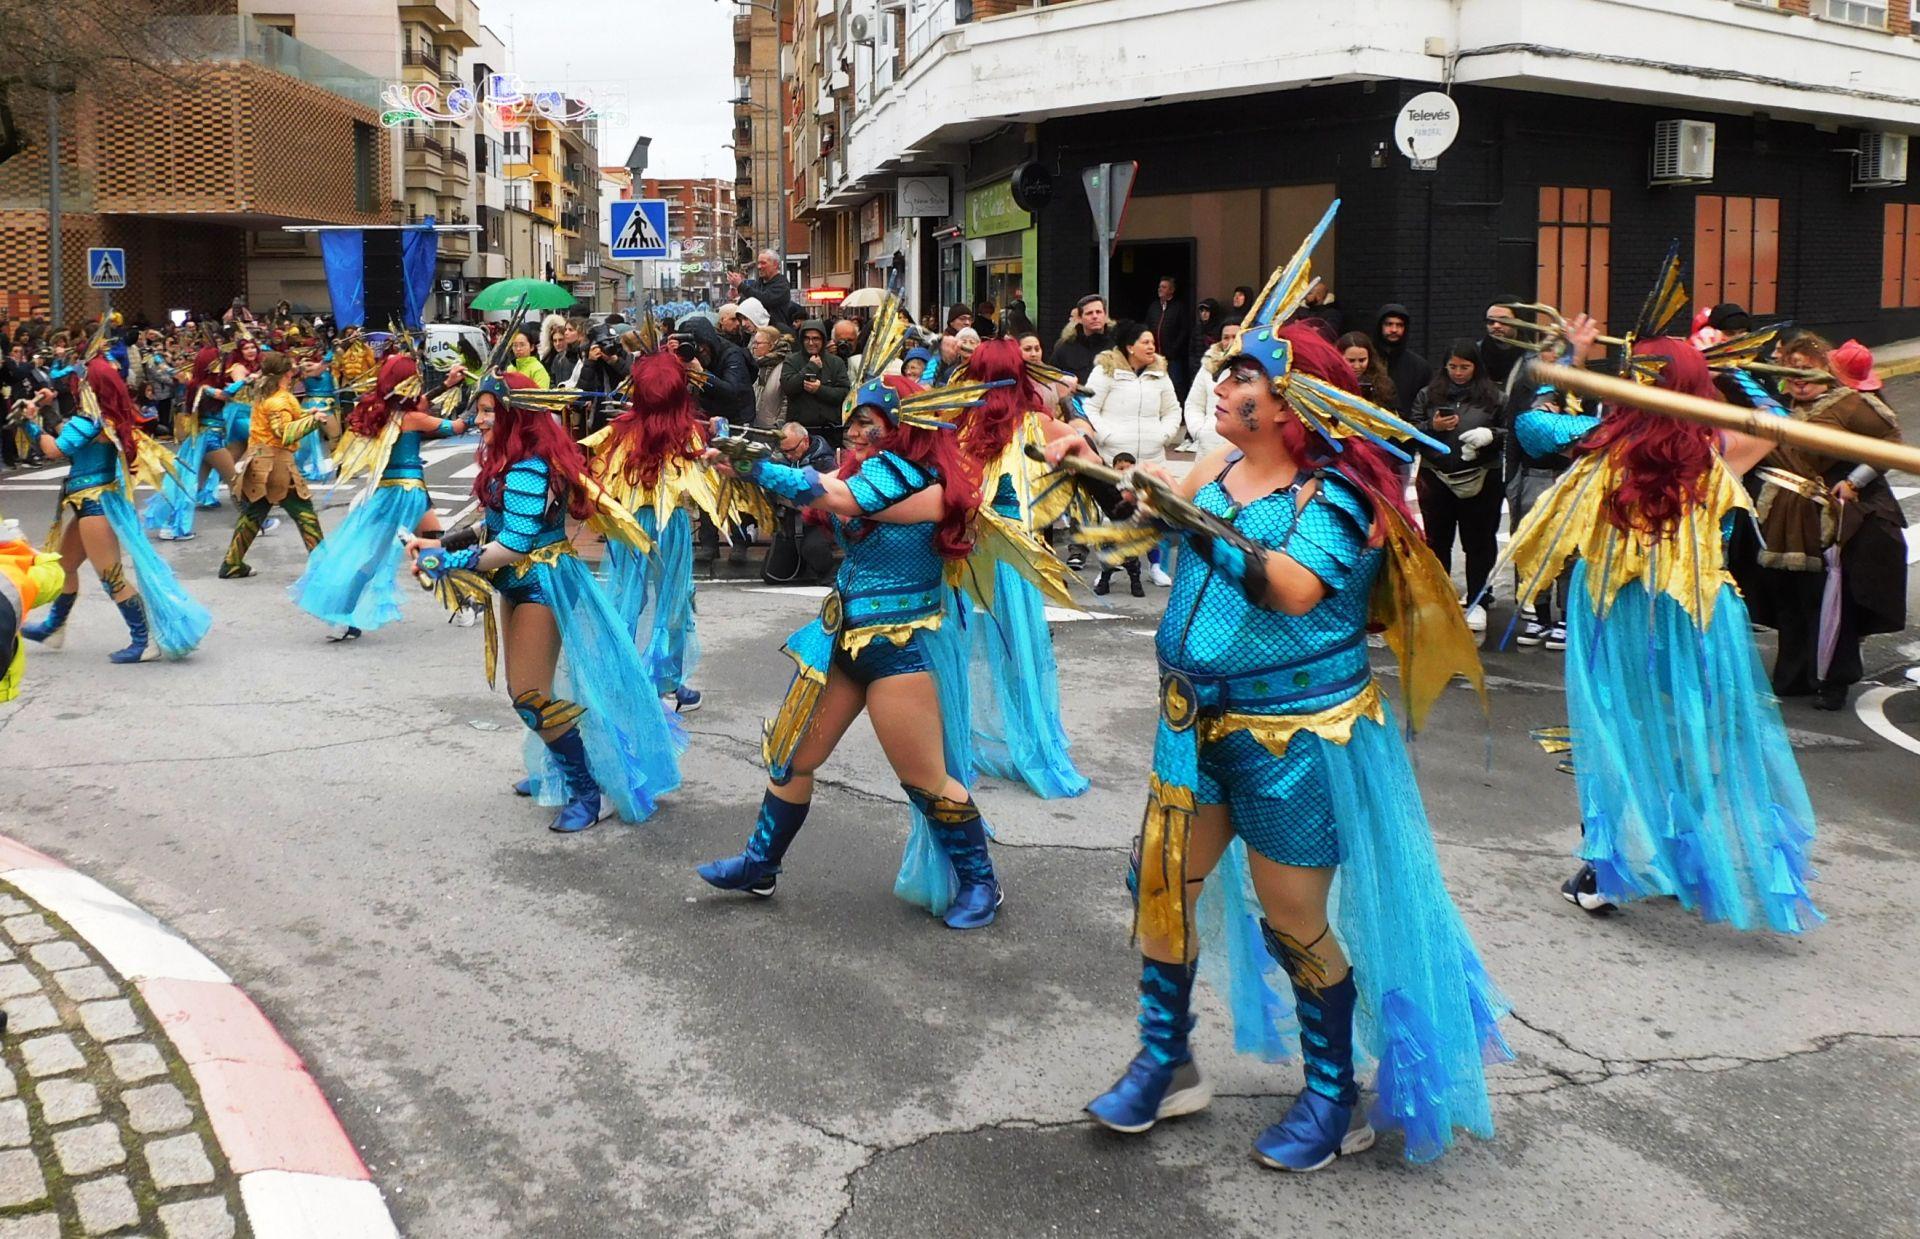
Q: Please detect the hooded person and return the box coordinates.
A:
[679,314,756,426]
[778,319,852,443]
[1373,303,1430,416]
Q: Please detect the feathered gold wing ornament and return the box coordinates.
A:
[1367,500,1487,731]
[422,567,501,689]
[125,430,196,499]
[945,503,1078,612]
[576,470,655,554]
[856,294,909,387]
[330,374,420,489]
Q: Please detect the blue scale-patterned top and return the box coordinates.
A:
[484,457,568,554]
[1157,458,1380,717]
[832,451,946,635]
[385,430,426,481]
[54,416,122,496]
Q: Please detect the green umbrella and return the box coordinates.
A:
[470,278,576,312]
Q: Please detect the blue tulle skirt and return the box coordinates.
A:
[143,430,222,537]
[1193,709,1511,1163]
[961,565,1087,798]
[288,483,427,631]
[517,553,685,822]
[605,508,699,695]
[98,488,211,658]
[296,430,331,482]
[1565,566,1821,933]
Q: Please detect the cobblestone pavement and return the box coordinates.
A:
[0,884,245,1239]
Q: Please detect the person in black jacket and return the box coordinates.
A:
[1374,303,1430,416]
[778,320,851,446]
[760,421,840,584]
[1410,340,1507,634]
[730,251,797,337]
[574,326,628,436]
[1142,277,1191,399]
[1477,296,1525,388]
[681,316,754,425]
[1050,294,1113,385]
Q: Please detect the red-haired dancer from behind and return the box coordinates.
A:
[944,335,1090,799]
[144,339,236,540]
[1509,330,1824,933]
[409,372,683,834]
[288,353,471,640]
[1065,201,1510,1172]
[583,346,768,715]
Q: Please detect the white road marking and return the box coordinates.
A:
[1856,685,1920,757]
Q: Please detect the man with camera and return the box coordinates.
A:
[728,250,797,337]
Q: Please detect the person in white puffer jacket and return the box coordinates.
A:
[1181,322,1243,458]
[1083,321,1182,467]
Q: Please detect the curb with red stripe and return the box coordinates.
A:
[0,835,399,1238]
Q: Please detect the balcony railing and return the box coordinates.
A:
[403,46,443,75]
[149,14,384,111]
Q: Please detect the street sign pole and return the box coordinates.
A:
[1081,161,1137,309]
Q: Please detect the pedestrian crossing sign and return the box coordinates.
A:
[609,200,669,260]
[87,248,127,289]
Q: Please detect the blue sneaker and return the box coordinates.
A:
[512,778,533,797]
[670,686,703,713]
[1252,1093,1375,1171]
[1086,1051,1211,1133]
[696,852,780,896]
[943,878,1003,930]
[549,794,606,833]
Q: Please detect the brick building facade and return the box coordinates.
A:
[0,47,389,325]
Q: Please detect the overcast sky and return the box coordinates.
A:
[479,0,735,178]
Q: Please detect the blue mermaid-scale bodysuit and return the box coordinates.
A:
[1140,457,1508,1163]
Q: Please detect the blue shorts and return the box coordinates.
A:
[60,493,107,519]
[495,561,554,608]
[1196,728,1339,869]
[831,631,932,685]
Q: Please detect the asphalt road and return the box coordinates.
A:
[3,382,1918,1238]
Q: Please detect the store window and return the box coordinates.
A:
[1695,195,1779,315]
[1884,203,1920,309]
[1536,187,1613,331]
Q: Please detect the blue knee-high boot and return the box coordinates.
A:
[1086,956,1213,1133]
[697,789,810,895]
[108,593,158,664]
[22,592,75,649]
[543,726,604,833]
[1252,920,1375,1171]
[904,785,1001,929]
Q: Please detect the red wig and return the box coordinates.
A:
[84,357,141,467]
[838,375,980,560]
[346,354,422,437]
[473,371,594,521]
[1579,338,1719,535]
[225,339,260,376]
[187,345,221,403]
[599,350,705,490]
[956,337,1040,466]
[1271,324,1416,534]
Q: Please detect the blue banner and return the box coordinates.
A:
[401,217,439,329]
[318,230,365,328]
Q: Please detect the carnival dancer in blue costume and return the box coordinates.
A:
[20,357,211,662]
[1065,204,1509,1169]
[944,335,1091,799]
[1507,318,1824,933]
[144,338,237,541]
[695,354,1050,929]
[289,353,470,641]
[582,345,769,710]
[293,342,338,483]
[408,371,682,833]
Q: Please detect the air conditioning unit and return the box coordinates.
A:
[1853,132,1910,188]
[846,0,878,42]
[1650,119,1715,186]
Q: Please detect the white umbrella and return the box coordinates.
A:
[840,287,890,309]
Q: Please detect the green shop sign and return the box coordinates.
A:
[966,178,1031,238]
